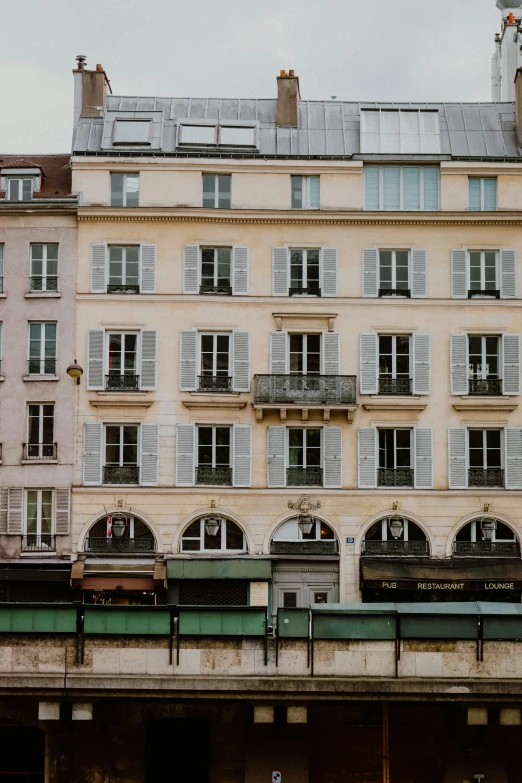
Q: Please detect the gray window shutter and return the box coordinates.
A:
[503,333,520,395]
[90,244,107,293]
[83,423,102,486]
[309,176,320,208]
[183,245,199,294]
[55,488,71,535]
[232,246,249,295]
[233,425,252,487]
[450,334,468,395]
[411,248,428,298]
[506,428,522,489]
[324,426,342,488]
[451,249,467,299]
[176,423,195,487]
[272,247,289,296]
[87,330,104,390]
[360,333,378,395]
[362,248,378,297]
[364,167,380,210]
[267,426,286,488]
[0,488,7,534]
[423,167,439,210]
[469,178,481,211]
[448,427,467,489]
[358,427,377,489]
[412,333,430,395]
[321,248,338,297]
[232,331,250,392]
[140,244,157,293]
[179,330,197,391]
[484,178,497,211]
[500,249,516,299]
[140,330,157,390]
[323,332,340,375]
[414,428,433,489]
[403,167,420,210]
[270,332,287,374]
[140,423,159,486]
[7,488,23,535]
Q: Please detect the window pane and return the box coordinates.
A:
[215,427,230,466]
[181,125,216,145]
[41,491,53,535]
[28,405,40,444]
[217,175,231,208]
[111,173,124,207]
[403,168,420,209]
[283,592,298,608]
[383,168,401,210]
[22,180,33,199]
[290,249,303,288]
[202,174,216,208]
[105,426,121,464]
[8,179,20,201]
[291,176,303,209]
[217,248,231,285]
[219,127,255,146]
[42,405,54,443]
[201,249,215,286]
[289,429,304,466]
[125,174,140,207]
[115,121,150,144]
[26,491,38,535]
[198,427,213,465]
[122,426,138,464]
[225,520,244,549]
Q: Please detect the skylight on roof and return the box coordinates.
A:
[361,110,440,155]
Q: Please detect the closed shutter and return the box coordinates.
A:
[140,423,159,486]
[414,428,433,489]
[270,332,287,374]
[267,426,286,488]
[90,244,107,293]
[309,176,320,208]
[7,488,23,535]
[233,425,252,487]
[232,331,250,392]
[87,330,104,390]
[383,167,400,210]
[506,428,522,489]
[412,333,430,395]
[321,248,338,296]
[55,488,70,535]
[423,167,439,210]
[183,245,199,294]
[358,427,377,489]
[232,246,249,295]
[484,179,497,211]
[451,249,467,299]
[140,330,157,390]
[502,333,520,395]
[448,427,467,489]
[469,178,481,211]
[83,423,102,486]
[323,332,340,375]
[179,330,197,391]
[0,488,7,534]
[364,166,380,210]
[411,248,428,298]
[140,244,157,293]
[403,167,420,210]
[176,424,195,487]
[500,249,516,299]
[272,247,289,296]
[362,248,379,297]
[360,333,378,395]
[450,334,468,395]
[324,427,342,488]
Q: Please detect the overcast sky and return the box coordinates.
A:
[0,0,506,153]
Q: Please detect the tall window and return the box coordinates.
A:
[468,429,503,487]
[291,176,320,209]
[108,246,140,293]
[196,426,232,485]
[30,244,58,292]
[469,178,497,211]
[28,322,57,375]
[110,173,139,207]
[290,248,320,295]
[26,404,55,459]
[468,336,501,395]
[104,425,139,484]
[469,251,498,295]
[378,429,413,486]
[364,166,439,210]
[378,336,411,395]
[289,334,321,375]
[288,428,322,486]
[7,178,34,201]
[199,334,231,392]
[202,174,231,208]
[181,516,245,552]
[25,490,53,549]
[378,250,410,296]
[106,332,139,390]
[200,247,232,294]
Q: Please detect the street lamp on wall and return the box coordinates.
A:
[297,514,315,537]
[111,514,127,538]
[204,516,221,537]
[67,359,84,385]
[388,516,404,540]
[480,517,497,542]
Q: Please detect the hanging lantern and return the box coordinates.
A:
[480,517,497,542]
[111,514,127,538]
[298,514,315,536]
[388,516,404,540]
[204,516,221,537]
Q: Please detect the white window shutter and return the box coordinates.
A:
[90,244,107,293]
[232,246,249,295]
[362,248,378,297]
[87,330,104,390]
[448,427,467,489]
[451,249,467,299]
[55,488,71,535]
[179,330,197,391]
[140,330,157,390]
[267,426,286,488]
[500,249,516,299]
[321,248,338,297]
[272,247,289,296]
[503,333,520,395]
[183,245,199,294]
[7,488,23,535]
[140,244,157,293]
[0,488,7,534]
[233,425,252,487]
[358,427,377,489]
[450,334,468,395]
[360,333,378,394]
[413,333,431,395]
[323,427,342,488]
[140,423,159,486]
[323,332,340,375]
[83,423,102,486]
[506,428,522,489]
[176,424,195,487]
[270,332,287,374]
[232,331,250,392]
[414,428,433,489]
[411,248,428,298]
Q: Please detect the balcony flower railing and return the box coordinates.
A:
[22,535,56,552]
[23,443,57,460]
[103,465,140,485]
[287,467,323,487]
[199,284,232,295]
[289,287,321,297]
[107,284,140,294]
[195,466,233,485]
[377,468,414,487]
[198,376,232,393]
[378,377,412,396]
[105,374,140,391]
[468,378,502,396]
[85,537,156,553]
[378,288,411,298]
[30,276,58,292]
[453,541,520,557]
[362,540,429,556]
[468,289,500,299]
[270,540,338,555]
[254,375,356,405]
[468,468,504,488]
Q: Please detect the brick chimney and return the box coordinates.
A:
[515,68,522,146]
[72,56,110,144]
[276,70,300,127]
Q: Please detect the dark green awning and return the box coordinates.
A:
[166,558,271,581]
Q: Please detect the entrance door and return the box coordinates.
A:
[146,719,209,783]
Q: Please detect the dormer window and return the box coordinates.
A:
[7,178,34,201]
[180,125,216,145]
[219,126,256,147]
[113,120,151,145]
[361,109,440,154]
[178,122,258,149]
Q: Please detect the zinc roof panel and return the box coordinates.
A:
[89,121,103,151]
[324,103,344,130]
[467,130,488,156]
[155,98,172,116]
[205,99,221,119]
[326,129,346,155]
[462,104,482,131]
[343,130,360,153]
[276,127,292,155]
[220,99,240,120]
[162,123,176,151]
[484,130,506,156]
[298,102,308,129]
[137,97,156,111]
[189,100,207,119]
[445,105,466,131]
[258,127,276,154]
[256,99,277,122]
[239,100,257,121]
[297,129,310,155]
[172,100,190,118]
[119,97,138,110]
[307,103,326,130]
[309,129,327,155]
[503,133,519,156]
[448,129,470,156]
[480,105,502,131]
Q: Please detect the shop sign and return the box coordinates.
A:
[366,580,522,591]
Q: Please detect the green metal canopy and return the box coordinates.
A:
[166,558,272,581]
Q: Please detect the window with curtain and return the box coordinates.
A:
[364,166,439,210]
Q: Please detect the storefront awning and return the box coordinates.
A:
[361,558,522,592]
[167,558,272,581]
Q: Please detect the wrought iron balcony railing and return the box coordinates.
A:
[453,541,520,558]
[105,374,140,391]
[362,540,429,556]
[289,287,321,297]
[199,284,232,295]
[468,378,502,396]
[468,468,505,488]
[198,375,232,393]
[287,467,323,487]
[27,358,56,375]
[270,540,338,555]
[0,276,3,293]
[378,288,411,298]
[23,443,57,460]
[378,377,412,396]
[254,375,357,405]
[468,289,500,299]
[103,465,140,485]
[30,276,58,292]
[22,535,56,552]
[195,466,233,485]
[377,468,414,487]
[107,284,140,293]
[85,537,156,553]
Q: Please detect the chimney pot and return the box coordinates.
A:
[280,70,287,77]
[96,64,103,71]
[509,11,515,22]
[289,69,295,77]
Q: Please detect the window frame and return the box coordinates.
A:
[7,177,34,201]
[30,243,58,292]
[202,173,232,208]
[28,321,57,376]
[378,249,411,293]
[467,335,501,381]
[378,334,411,381]
[291,176,320,210]
[361,109,441,154]
[108,245,140,290]
[24,488,54,538]
[468,250,499,293]
[0,244,3,293]
[365,166,440,210]
[198,332,231,379]
[113,120,152,146]
[178,123,257,149]
[196,425,232,470]
[288,332,322,376]
[289,247,321,294]
[457,518,515,544]
[180,516,246,553]
[106,331,140,378]
[378,428,413,470]
[468,428,503,471]
[103,423,140,468]
[199,246,232,290]
[110,173,140,207]
[27,403,55,458]
[287,427,322,470]
[469,177,497,212]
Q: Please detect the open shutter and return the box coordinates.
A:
[233,425,252,487]
[232,246,249,295]
[450,334,468,395]
[232,331,250,392]
[140,244,157,293]
[179,330,197,391]
[7,488,23,535]
[267,426,286,488]
[451,249,467,299]
[506,428,522,489]
[364,167,380,210]
[321,248,338,297]
[448,427,467,489]
[411,248,428,298]
[140,423,159,486]
[90,244,107,293]
[360,333,378,394]
[272,247,289,296]
[414,428,433,489]
[358,427,377,489]
[413,333,430,395]
[183,245,199,294]
[140,330,157,390]
[362,248,378,297]
[83,423,102,486]
[500,249,516,299]
[176,424,195,487]
[270,332,287,374]
[0,488,7,534]
[55,488,71,535]
[324,427,342,488]
[503,333,520,395]
[87,330,104,390]
[323,332,340,375]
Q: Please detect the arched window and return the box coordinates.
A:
[363,517,428,556]
[85,514,156,553]
[454,517,520,557]
[271,517,338,554]
[180,516,246,553]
